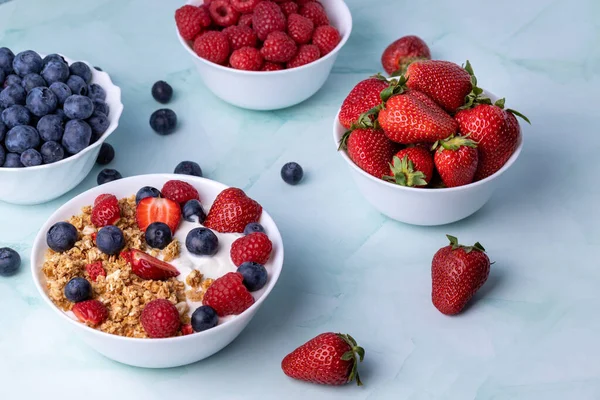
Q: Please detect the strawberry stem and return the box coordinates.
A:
[434,134,478,152]
[337,333,365,386]
[446,234,486,253]
[383,155,428,187]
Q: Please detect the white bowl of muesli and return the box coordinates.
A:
[31,174,284,368]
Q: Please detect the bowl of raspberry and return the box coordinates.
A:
[31,174,284,368]
[175,0,352,110]
[0,48,123,205]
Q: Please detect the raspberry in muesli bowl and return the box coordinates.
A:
[31,174,283,368]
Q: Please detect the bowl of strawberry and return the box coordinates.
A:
[175,0,352,110]
[30,174,283,368]
[334,49,529,225]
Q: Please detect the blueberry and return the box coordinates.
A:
[37,114,64,141]
[182,199,206,223]
[150,109,177,135]
[96,225,125,255]
[64,277,92,303]
[26,87,57,117]
[0,247,21,277]
[0,84,26,108]
[5,125,40,153]
[185,228,218,256]
[1,105,31,128]
[0,48,15,74]
[12,50,42,77]
[63,95,94,120]
[237,261,268,292]
[281,162,304,185]
[191,305,218,332]
[69,61,92,83]
[97,168,122,185]
[54,108,67,121]
[174,160,202,177]
[0,69,4,86]
[96,142,114,165]
[3,74,21,88]
[3,153,23,168]
[48,82,72,105]
[20,148,42,167]
[145,222,173,249]
[243,222,265,235]
[66,75,88,96]
[46,221,78,252]
[21,73,47,92]
[0,120,5,141]
[151,81,173,104]
[135,186,161,204]
[62,119,91,154]
[40,141,65,164]
[87,112,109,140]
[42,54,66,67]
[41,61,69,85]
[0,145,5,166]
[87,83,106,101]
[93,100,109,116]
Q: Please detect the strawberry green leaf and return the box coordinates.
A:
[506,108,531,124]
[384,156,428,187]
[494,98,506,109]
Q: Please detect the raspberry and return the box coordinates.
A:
[193,31,231,64]
[230,232,273,266]
[222,25,258,50]
[181,324,194,336]
[197,5,213,28]
[260,31,297,63]
[312,25,340,56]
[161,180,200,205]
[287,13,314,44]
[72,300,108,326]
[230,47,264,71]
[261,61,284,71]
[91,194,120,227]
[300,2,329,26]
[238,13,254,28]
[209,0,240,26]
[287,44,320,68]
[203,272,255,316]
[252,1,287,41]
[85,261,106,282]
[175,5,206,41]
[140,299,181,338]
[279,1,299,16]
[231,0,260,13]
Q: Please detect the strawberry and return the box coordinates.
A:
[72,300,108,326]
[340,127,398,179]
[91,194,120,227]
[230,0,260,13]
[223,25,258,50]
[281,332,365,386]
[252,1,286,41]
[193,31,231,65]
[230,47,264,70]
[312,25,340,56]
[181,324,194,336]
[202,272,255,316]
[140,299,181,338]
[208,0,240,27]
[378,89,458,144]
[279,1,299,16]
[261,31,298,63]
[300,2,329,26]
[135,197,181,233]
[381,35,431,75]
[85,261,106,282]
[230,232,272,266]
[405,60,473,113]
[338,77,390,129]
[286,44,320,68]
[127,249,180,280]
[262,61,284,71]
[432,235,491,315]
[204,187,263,233]
[161,180,200,205]
[238,13,254,28]
[287,13,314,45]
[432,135,478,187]
[384,146,434,187]
[455,98,529,180]
[175,5,207,41]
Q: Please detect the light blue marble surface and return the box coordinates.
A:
[0,0,599,398]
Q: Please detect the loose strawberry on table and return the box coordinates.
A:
[384,146,434,187]
[381,35,431,75]
[432,135,479,187]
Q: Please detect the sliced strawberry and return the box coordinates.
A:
[94,194,117,207]
[128,249,180,280]
[72,300,108,326]
[161,180,200,205]
[91,196,121,227]
[120,251,132,263]
[85,261,106,282]
[135,197,181,233]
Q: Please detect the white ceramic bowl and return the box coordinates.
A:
[333,100,523,226]
[31,174,284,368]
[177,0,353,110]
[0,55,123,205]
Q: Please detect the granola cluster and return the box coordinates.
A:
[42,196,213,338]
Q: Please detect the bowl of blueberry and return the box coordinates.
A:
[0,48,124,205]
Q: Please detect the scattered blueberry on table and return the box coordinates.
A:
[174,160,202,177]
[152,80,173,104]
[97,168,122,185]
[64,277,92,303]
[182,199,206,223]
[281,162,304,185]
[96,142,114,165]
[191,305,218,333]
[145,222,173,250]
[150,108,177,135]
[186,227,219,256]
[0,247,21,277]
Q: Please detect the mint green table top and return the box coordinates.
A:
[1,0,598,399]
